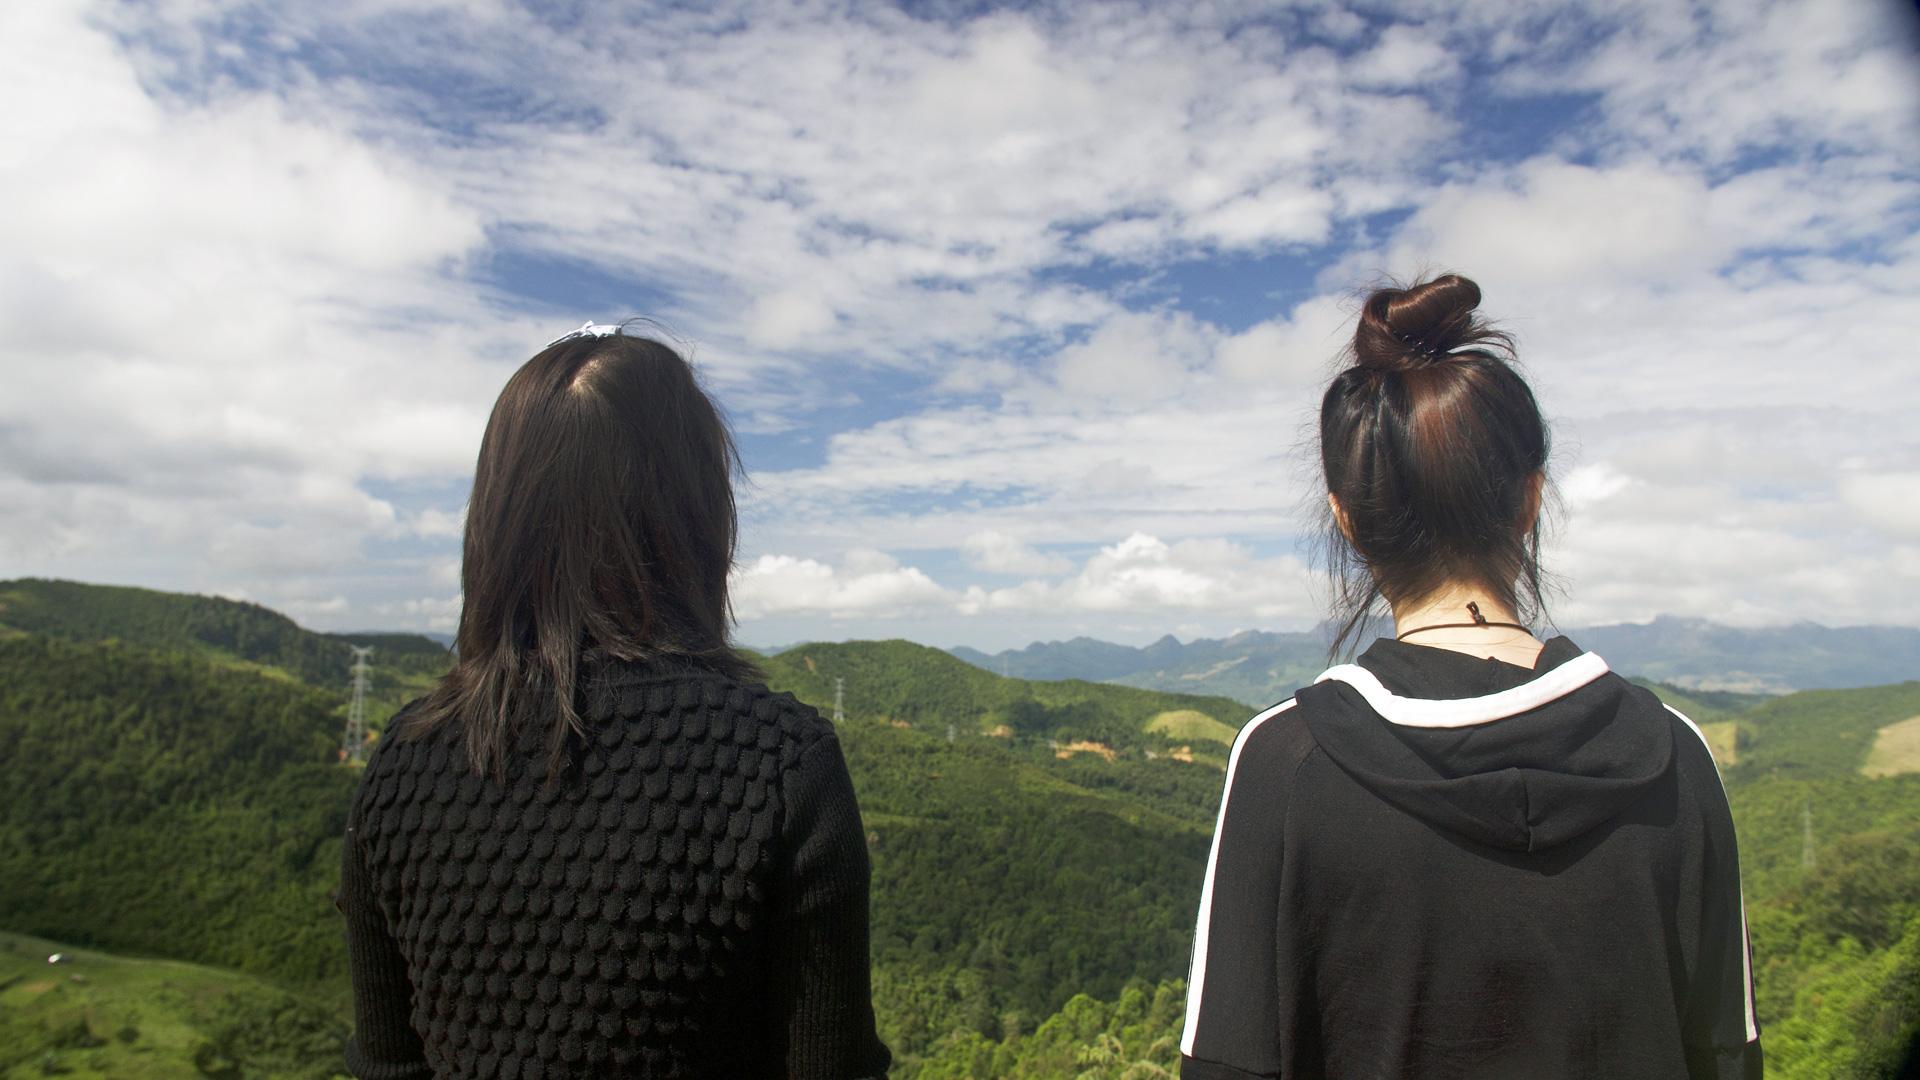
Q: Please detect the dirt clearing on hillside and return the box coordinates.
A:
[1863,715,1920,778]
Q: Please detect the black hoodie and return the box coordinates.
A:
[1178,637,1761,1080]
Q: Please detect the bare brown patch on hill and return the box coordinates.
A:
[1054,740,1118,762]
[1863,715,1920,778]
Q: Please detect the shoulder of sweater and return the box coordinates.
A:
[584,666,836,765]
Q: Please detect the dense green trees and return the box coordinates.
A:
[0,607,1242,1072]
[760,639,1248,753]
[0,582,1915,1077]
[0,635,357,986]
[904,980,1188,1080]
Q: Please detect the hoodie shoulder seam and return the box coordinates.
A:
[1238,696,1315,765]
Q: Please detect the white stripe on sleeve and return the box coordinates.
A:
[1181,698,1298,1057]
[1665,704,1759,1044]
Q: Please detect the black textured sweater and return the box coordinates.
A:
[336,658,891,1080]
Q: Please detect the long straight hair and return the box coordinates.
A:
[404,329,757,781]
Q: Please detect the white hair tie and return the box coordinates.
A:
[546,321,624,348]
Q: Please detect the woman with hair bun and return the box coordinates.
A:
[1179,276,1762,1079]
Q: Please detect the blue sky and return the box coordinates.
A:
[1,0,1917,650]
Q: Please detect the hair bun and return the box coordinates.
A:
[1352,273,1508,372]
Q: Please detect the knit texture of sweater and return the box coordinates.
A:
[335,658,891,1080]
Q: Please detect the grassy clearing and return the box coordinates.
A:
[1862,715,1920,778]
[1700,721,1741,766]
[1147,709,1236,745]
[0,931,347,1080]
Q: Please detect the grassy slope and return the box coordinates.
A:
[0,931,348,1080]
[1145,709,1237,745]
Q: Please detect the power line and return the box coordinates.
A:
[343,646,374,765]
[1801,794,1816,871]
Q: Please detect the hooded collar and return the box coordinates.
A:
[1315,636,1610,728]
[1298,636,1675,852]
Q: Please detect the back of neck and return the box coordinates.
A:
[1390,589,1545,667]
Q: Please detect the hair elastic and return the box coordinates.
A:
[1401,333,1447,360]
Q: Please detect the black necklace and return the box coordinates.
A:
[1396,601,1531,641]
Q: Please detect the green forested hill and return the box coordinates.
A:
[0,635,357,987]
[761,639,1249,754]
[836,714,1212,1054]
[906,678,1920,1080]
[1,585,1916,1078]
[0,578,450,711]
[0,614,1243,1075]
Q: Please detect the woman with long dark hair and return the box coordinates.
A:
[336,324,890,1079]
[1179,276,1762,1079]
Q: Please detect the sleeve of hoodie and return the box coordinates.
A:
[1180,701,1315,1080]
[1671,708,1764,1080]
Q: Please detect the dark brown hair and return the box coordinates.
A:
[404,328,757,780]
[1319,273,1550,656]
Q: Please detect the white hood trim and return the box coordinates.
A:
[1314,651,1612,728]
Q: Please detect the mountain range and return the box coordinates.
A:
[950,616,1920,706]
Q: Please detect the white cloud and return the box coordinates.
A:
[372,593,463,633]
[1347,24,1462,89]
[733,532,1321,634]
[1385,160,1727,286]
[1509,0,1920,163]
[961,530,1073,576]
[1051,311,1213,401]
[2,0,1916,641]
[965,533,1319,620]
[731,550,956,620]
[1214,295,1352,384]
[409,507,466,540]
[0,0,562,628]
[745,290,838,350]
[280,595,350,620]
[1841,473,1920,540]
[1559,463,1632,510]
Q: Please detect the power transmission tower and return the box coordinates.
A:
[343,646,374,765]
[1801,795,1816,871]
[832,677,845,724]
